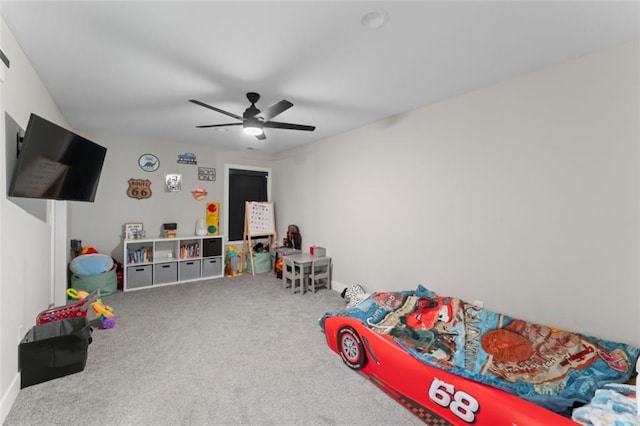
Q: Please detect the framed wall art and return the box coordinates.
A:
[124,223,144,240]
[198,167,216,181]
[165,174,182,192]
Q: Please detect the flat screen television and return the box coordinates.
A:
[8,113,107,202]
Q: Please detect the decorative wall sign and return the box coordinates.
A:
[165,174,182,192]
[138,153,159,172]
[191,186,208,201]
[127,179,152,199]
[177,152,197,165]
[198,167,216,181]
[124,223,145,240]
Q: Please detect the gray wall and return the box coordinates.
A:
[273,40,639,347]
[72,41,640,348]
[67,132,273,262]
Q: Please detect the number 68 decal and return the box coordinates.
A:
[428,378,479,423]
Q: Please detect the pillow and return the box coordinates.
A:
[70,253,114,276]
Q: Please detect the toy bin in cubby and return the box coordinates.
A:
[154,262,178,284]
[179,259,201,280]
[203,257,222,277]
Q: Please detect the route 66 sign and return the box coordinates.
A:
[127,179,152,199]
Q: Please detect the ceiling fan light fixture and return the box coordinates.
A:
[243,126,263,136]
[243,118,264,136]
[192,92,314,139]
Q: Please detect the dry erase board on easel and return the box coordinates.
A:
[245,201,275,236]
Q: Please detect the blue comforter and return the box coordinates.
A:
[321,285,640,413]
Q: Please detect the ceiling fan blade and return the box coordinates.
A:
[189,99,242,121]
[259,100,293,121]
[195,123,242,128]
[263,121,316,132]
[256,132,267,141]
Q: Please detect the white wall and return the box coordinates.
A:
[273,40,640,347]
[0,18,70,422]
[67,132,273,262]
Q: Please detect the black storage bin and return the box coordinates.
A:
[203,238,222,257]
[19,317,92,388]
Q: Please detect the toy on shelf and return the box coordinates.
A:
[162,223,177,238]
[79,246,98,255]
[66,288,116,329]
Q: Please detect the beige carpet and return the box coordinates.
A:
[4,273,420,425]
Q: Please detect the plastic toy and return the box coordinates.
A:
[36,291,98,325]
[224,245,243,276]
[79,246,98,255]
[67,288,116,329]
[226,245,241,257]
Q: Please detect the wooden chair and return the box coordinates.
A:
[309,257,331,293]
[283,257,304,294]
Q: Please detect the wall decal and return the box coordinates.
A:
[198,167,216,181]
[177,152,197,165]
[127,179,152,199]
[138,153,159,172]
[165,174,182,192]
[191,186,208,201]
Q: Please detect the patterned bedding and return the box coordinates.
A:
[322,285,640,413]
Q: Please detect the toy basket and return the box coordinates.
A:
[36,290,99,325]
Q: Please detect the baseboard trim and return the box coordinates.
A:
[1,372,20,423]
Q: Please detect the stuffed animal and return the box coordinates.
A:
[80,246,98,255]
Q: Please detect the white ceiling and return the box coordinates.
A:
[2,1,638,155]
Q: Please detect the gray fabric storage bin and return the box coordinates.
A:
[179,260,201,280]
[203,257,222,277]
[126,265,152,289]
[154,262,177,284]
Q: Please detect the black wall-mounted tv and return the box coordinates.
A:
[8,113,107,202]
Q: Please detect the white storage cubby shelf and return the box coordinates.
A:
[124,235,224,291]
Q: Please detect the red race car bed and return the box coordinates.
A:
[319,285,639,425]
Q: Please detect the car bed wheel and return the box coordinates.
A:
[338,327,366,370]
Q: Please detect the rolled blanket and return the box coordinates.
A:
[572,385,638,426]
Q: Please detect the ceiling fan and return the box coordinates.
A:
[189,92,316,140]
